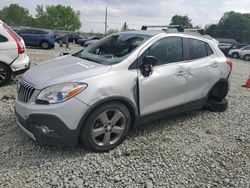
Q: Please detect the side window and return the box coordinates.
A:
[34,30,48,35]
[0,35,8,42]
[243,46,250,50]
[149,37,183,65]
[206,43,214,56]
[187,38,207,60]
[21,29,34,34]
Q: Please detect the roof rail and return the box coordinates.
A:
[185,28,205,35]
[141,25,184,32]
[141,25,204,35]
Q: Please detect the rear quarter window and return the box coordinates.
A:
[187,38,214,60]
[0,34,8,42]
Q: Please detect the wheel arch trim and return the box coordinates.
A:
[75,96,140,143]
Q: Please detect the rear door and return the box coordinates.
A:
[138,36,189,116]
[19,29,34,46]
[184,37,220,102]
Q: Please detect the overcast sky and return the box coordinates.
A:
[1,0,250,32]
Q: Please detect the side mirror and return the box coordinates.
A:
[144,55,157,66]
[140,56,157,77]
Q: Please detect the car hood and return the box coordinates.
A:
[23,55,111,89]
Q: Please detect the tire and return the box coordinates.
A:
[80,102,131,152]
[40,41,49,49]
[232,52,239,58]
[0,63,11,87]
[244,54,250,61]
[205,98,228,112]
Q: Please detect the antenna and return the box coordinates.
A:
[104,6,108,36]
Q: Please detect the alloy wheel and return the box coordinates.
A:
[0,67,7,82]
[41,42,49,49]
[244,55,250,61]
[91,109,126,147]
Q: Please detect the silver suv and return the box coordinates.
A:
[15,26,233,152]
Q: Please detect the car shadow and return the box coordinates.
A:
[0,109,207,168]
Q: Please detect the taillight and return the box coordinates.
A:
[226,59,233,69]
[3,26,24,54]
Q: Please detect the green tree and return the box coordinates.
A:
[205,11,250,43]
[170,15,193,28]
[107,28,120,34]
[0,4,32,26]
[35,5,81,31]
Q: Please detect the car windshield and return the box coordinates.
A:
[79,33,152,65]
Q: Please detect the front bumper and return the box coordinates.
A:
[15,97,89,147]
[16,113,80,147]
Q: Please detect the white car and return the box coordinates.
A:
[228,45,250,59]
[0,20,30,86]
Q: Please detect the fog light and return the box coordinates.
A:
[36,125,54,134]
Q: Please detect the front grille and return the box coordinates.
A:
[18,80,35,103]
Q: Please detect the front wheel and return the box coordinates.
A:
[80,102,131,152]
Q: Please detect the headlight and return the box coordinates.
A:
[36,82,87,104]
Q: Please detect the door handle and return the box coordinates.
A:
[211,62,219,68]
[176,70,186,76]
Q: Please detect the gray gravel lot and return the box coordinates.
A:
[0,45,249,187]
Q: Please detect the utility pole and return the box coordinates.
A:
[105,6,108,36]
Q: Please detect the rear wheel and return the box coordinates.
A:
[0,63,11,87]
[41,41,49,49]
[205,98,228,112]
[232,52,239,58]
[244,54,250,61]
[80,102,131,152]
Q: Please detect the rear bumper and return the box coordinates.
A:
[11,53,30,73]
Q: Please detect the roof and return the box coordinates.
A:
[215,38,238,44]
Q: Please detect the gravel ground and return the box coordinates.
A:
[0,45,249,188]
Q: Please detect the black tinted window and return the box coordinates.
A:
[188,39,207,60]
[0,35,8,42]
[243,46,250,50]
[149,37,183,65]
[20,29,34,34]
[34,30,48,34]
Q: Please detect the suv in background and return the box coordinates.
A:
[78,36,99,46]
[55,33,82,44]
[228,45,250,59]
[18,28,55,49]
[15,26,232,152]
[0,20,30,86]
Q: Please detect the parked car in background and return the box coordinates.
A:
[228,45,250,59]
[16,27,232,152]
[55,33,82,44]
[78,36,99,46]
[231,43,248,50]
[0,20,29,86]
[18,28,55,49]
[84,39,99,47]
[240,48,250,61]
[218,43,232,56]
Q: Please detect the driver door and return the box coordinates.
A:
[138,36,189,116]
